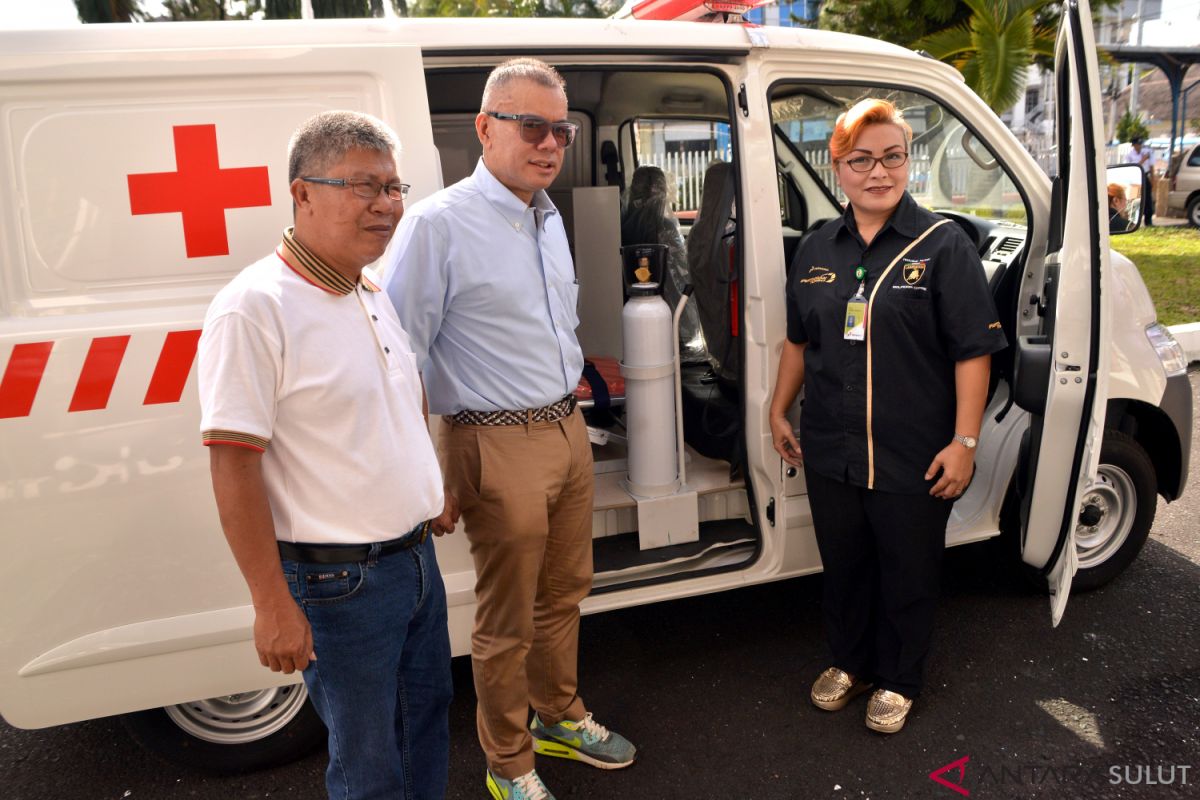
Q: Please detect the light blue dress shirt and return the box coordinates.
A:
[382,159,584,415]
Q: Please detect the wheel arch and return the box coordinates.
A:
[1106,397,1184,501]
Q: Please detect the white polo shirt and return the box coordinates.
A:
[198,228,443,545]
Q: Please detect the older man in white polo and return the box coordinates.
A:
[199,110,457,800]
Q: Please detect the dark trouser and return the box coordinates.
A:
[283,536,453,800]
[805,469,953,698]
[1144,180,1155,225]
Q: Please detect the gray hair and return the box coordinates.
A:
[480,58,567,112]
[287,110,400,183]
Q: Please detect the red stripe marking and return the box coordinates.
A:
[0,342,54,419]
[729,247,739,338]
[69,336,131,412]
[144,330,202,405]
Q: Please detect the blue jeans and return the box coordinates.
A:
[283,536,453,800]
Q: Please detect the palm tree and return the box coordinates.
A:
[914,0,1056,113]
[74,0,145,22]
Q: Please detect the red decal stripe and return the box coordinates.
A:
[69,336,131,412]
[144,330,202,405]
[0,342,55,419]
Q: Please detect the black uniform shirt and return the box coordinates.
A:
[786,192,1008,494]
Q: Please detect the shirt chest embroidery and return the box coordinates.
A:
[901,257,929,285]
[799,265,837,285]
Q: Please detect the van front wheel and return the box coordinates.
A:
[121,683,325,774]
[1071,431,1156,591]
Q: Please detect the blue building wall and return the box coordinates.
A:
[744,0,821,28]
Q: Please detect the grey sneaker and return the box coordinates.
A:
[486,768,555,800]
[530,711,637,769]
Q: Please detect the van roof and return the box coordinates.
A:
[0,17,926,64]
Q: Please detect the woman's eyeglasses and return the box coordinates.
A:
[485,112,579,148]
[841,151,909,172]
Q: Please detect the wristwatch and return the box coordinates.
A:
[954,433,978,449]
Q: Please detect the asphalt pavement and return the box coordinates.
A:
[3,369,1199,800]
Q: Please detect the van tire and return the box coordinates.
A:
[121,683,325,774]
[1000,430,1156,592]
[1187,195,1200,228]
[1071,430,1156,591]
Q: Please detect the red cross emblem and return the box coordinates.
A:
[127,124,271,258]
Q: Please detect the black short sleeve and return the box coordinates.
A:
[786,239,813,344]
[931,228,1009,361]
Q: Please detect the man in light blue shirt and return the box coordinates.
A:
[384,148,582,415]
[384,58,636,800]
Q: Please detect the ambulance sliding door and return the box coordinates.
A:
[0,43,435,729]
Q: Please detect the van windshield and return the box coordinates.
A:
[771,85,1028,226]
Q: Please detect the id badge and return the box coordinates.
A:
[843,296,867,341]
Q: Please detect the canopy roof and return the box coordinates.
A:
[1101,45,1200,152]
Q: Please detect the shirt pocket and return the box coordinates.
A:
[550,277,581,330]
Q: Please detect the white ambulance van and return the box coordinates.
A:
[0,0,1191,773]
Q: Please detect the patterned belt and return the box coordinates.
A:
[451,395,577,426]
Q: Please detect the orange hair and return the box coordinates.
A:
[829,99,912,161]
[1107,182,1126,203]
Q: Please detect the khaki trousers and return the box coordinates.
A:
[439,409,594,779]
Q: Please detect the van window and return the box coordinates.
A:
[770,84,1028,226]
[631,118,731,220]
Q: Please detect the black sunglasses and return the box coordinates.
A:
[485,112,578,148]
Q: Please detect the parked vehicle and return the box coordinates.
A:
[1166,141,1200,226]
[0,0,1190,775]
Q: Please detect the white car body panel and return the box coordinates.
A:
[0,7,1180,732]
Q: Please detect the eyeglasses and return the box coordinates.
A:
[485,112,579,148]
[841,152,909,173]
[301,177,410,201]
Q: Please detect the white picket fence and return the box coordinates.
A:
[640,138,1132,210]
[640,149,724,211]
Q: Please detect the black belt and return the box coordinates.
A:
[278,521,431,564]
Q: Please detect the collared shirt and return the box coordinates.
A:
[382,158,583,415]
[198,228,443,545]
[1125,145,1157,174]
[786,192,1008,494]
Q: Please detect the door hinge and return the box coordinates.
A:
[766,497,775,527]
[738,84,749,118]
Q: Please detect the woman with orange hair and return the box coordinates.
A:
[768,99,1007,733]
[1107,182,1130,233]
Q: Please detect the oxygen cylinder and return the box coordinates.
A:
[620,244,680,497]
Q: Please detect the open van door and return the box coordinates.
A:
[1012,0,1111,627]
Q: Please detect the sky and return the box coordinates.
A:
[1,0,1196,40]
[0,0,167,28]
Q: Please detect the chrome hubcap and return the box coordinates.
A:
[164,683,309,745]
[1075,465,1136,570]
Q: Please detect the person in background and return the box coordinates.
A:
[198,110,458,800]
[620,164,705,360]
[1108,181,1130,233]
[1125,136,1156,226]
[768,98,1007,734]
